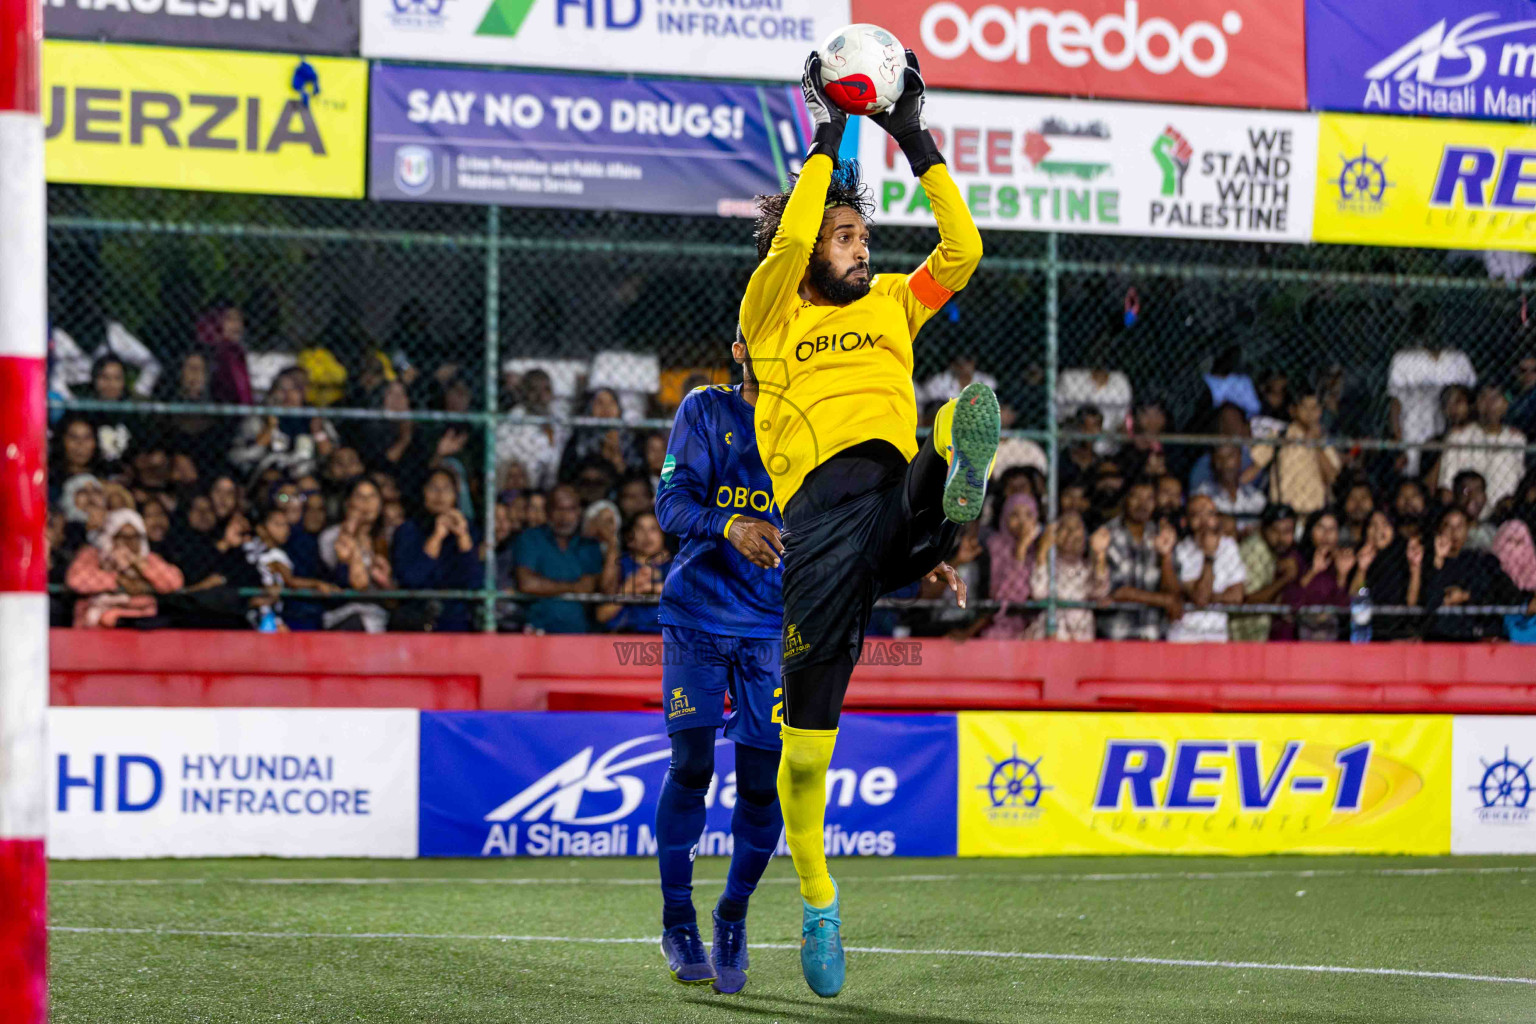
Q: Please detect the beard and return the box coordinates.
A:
[808,253,872,305]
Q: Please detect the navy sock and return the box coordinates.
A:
[721,743,783,913]
[657,728,716,931]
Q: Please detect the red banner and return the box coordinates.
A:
[851,0,1306,110]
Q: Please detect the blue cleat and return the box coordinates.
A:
[799,881,845,998]
[660,922,715,985]
[710,907,749,995]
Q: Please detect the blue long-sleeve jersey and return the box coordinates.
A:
[656,384,782,639]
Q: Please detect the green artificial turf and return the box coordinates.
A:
[49,855,1536,1023]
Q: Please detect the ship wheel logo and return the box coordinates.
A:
[1472,747,1532,809]
[979,745,1052,809]
[1337,147,1393,206]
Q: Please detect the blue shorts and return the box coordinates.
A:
[661,625,782,751]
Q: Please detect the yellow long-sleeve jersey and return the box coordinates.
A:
[739,154,983,511]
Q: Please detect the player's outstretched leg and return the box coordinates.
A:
[934,382,1001,523]
[711,742,782,994]
[656,727,716,985]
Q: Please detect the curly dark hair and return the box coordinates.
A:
[752,159,874,261]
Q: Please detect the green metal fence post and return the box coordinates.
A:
[1044,231,1060,638]
[481,205,501,633]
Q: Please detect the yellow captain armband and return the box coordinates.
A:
[724,513,742,540]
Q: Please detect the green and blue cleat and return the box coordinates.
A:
[939,381,1001,524]
[799,881,845,998]
[660,922,715,985]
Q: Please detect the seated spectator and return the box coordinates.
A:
[1493,497,1536,641]
[127,442,172,496]
[162,493,223,587]
[1187,403,1264,495]
[65,509,184,628]
[1452,471,1496,550]
[229,369,337,480]
[982,493,1041,639]
[1273,511,1354,641]
[1348,510,1422,641]
[1250,369,1290,439]
[920,353,998,407]
[1270,388,1340,516]
[158,350,231,454]
[616,474,656,521]
[318,478,393,633]
[1392,479,1429,543]
[197,301,254,405]
[141,496,171,553]
[1025,512,1110,640]
[1509,354,1536,442]
[167,451,200,508]
[1437,385,1526,517]
[1389,305,1476,478]
[1058,407,1103,491]
[83,354,135,474]
[571,457,618,507]
[59,473,107,562]
[491,495,529,634]
[1155,474,1185,528]
[1232,503,1297,642]
[496,368,563,491]
[47,508,70,627]
[1420,383,1474,489]
[643,432,669,492]
[1167,494,1247,643]
[1424,507,1533,642]
[597,512,672,633]
[514,484,617,635]
[51,320,161,400]
[1196,443,1265,536]
[390,468,484,633]
[1193,345,1261,428]
[1059,481,1091,520]
[582,499,622,553]
[208,474,242,523]
[51,414,101,492]
[352,381,433,495]
[243,504,340,628]
[1099,477,1180,640]
[1338,480,1377,550]
[1120,396,1168,481]
[102,481,136,514]
[561,388,642,483]
[1058,343,1132,449]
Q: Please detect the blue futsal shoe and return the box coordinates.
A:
[710,907,749,995]
[799,881,845,998]
[660,922,715,985]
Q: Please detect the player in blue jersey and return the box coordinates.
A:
[653,329,785,995]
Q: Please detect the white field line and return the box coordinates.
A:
[51,865,1536,887]
[47,926,1536,988]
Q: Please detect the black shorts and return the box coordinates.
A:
[779,437,959,673]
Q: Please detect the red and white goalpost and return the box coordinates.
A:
[0,0,48,1018]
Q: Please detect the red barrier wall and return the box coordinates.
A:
[49,631,1536,713]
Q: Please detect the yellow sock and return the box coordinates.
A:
[777,724,839,908]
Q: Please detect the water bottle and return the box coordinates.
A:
[1350,586,1372,644]
[257,606,279,633]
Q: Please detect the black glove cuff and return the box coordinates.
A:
[807,122,845,162]
[897,130,944,177]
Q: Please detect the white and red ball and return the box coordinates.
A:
[818,23,907,116]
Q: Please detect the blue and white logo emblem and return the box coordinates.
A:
[1472,746,1532,825]
[395,145,435,196]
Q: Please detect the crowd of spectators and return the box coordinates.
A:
[44,300,1536,643]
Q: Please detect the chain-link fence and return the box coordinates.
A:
[46,183,1536,640]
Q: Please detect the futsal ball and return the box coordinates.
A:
[818,24,908,116]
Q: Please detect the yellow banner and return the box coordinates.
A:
[1313,112,1536,252]
[43,41,366,199]
[958,712,1451,856]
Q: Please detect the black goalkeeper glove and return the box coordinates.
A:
[870,50,944,177]
[801,51,847,161]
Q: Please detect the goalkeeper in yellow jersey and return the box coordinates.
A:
[741,52,996,998]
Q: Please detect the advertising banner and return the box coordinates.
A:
[361,0,849,81]
[49,708,419,858]
[43,41,368,198]
[855,95,1317,241]
[1307,1,1536,121]
[850,0,1306,110]
[44,0,360,56]
[419,712,957,858]
[370,64,808,215]
[1452,717,1536,854]
[957,712,1452,856]
[1313,112,1536,252]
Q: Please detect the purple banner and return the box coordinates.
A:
[1307,1,1536,121]
[369,64,810,216]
